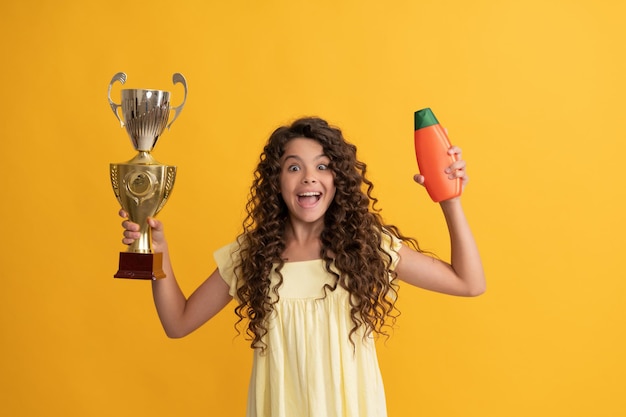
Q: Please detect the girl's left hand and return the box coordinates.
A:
[413,146,469,191]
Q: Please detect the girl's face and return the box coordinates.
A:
[279,138,336,227]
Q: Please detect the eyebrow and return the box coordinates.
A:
[282,154,328,163]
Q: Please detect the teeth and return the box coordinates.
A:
[299,192,320,197]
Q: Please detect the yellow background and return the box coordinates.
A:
[1,0,625,416]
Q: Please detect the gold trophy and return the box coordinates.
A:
[108,72,187,279]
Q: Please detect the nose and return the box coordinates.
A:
[302,168,317,184]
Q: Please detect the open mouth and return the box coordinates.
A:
[297,191,322,207]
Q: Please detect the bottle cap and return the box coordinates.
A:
[414,108,439,130]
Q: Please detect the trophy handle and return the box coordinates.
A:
[167,73,188,130]
[108,72,127,127]
[110,164,123,207]
[155,166,177,215]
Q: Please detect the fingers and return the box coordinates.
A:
[446,146,469,186]
[121,218,140,245]
[121,218,160,233]
[413,174,425,185]
[121,219,140,231]
[121,232,140,245]
[147,217,163,232]
[119,214,164,246]
[413,146,470,187]
[447,145,462,156]
[445,159,466,179]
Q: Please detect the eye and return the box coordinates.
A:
[317,159,330,171]
[287,165,300,172]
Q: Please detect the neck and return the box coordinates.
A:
[284,217,324,243]
[282,219,324,261]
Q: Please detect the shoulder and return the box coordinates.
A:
[213,240,245,296]
[381,228,402,262]
[381,228,402,253]
[214,240,242,264]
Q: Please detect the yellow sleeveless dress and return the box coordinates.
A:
[214,233,400,417]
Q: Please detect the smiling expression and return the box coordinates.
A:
[279,138,336,227]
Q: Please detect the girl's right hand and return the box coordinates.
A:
[118,209,167,251]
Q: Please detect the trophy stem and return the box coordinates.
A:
[129,151,159,165]
[128,220,153,254]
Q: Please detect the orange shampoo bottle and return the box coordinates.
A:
[414,108,461,202]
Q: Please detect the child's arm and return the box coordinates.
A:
[394,147,486,296]
[120,210,233,337]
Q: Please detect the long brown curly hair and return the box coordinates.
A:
[233,117,421,350]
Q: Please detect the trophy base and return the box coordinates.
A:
[114,252,166,280]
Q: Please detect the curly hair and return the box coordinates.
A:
[233,117,421,350]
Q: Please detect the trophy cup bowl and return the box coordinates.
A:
[108,72,187,279]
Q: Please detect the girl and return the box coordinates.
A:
[119,117,485,417]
